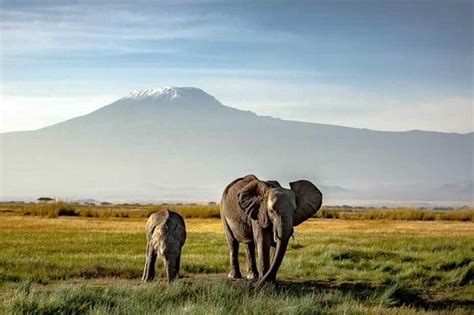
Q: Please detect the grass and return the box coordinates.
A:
[1,202,221,219]
[1,202,473,221]
[3,280,437,314]
[8,280,467,315]
[319,207,474,221]
[0,215,473,314]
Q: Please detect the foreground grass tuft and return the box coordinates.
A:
[7,280,472,314]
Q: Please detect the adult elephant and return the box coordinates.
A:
[220,174,322,286]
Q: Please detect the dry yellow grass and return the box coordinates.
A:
[3,202,472,221]
[296,218,474,236]
[1,216,473,236]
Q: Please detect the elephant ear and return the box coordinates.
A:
[290,180,323,226]
[238,180,269,228]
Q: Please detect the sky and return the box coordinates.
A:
[1,0,472,133]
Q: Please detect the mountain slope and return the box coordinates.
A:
[1,87,472,203]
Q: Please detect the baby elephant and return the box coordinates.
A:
[142,210,186,283]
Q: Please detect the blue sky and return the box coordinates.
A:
[1,0,472,133]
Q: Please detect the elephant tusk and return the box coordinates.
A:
[273,229,280,243]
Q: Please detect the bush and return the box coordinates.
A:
[20,202,78,218]
[57,207,78,217]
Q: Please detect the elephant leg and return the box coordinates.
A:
[175,253,181,278]
[223,219,242,279]
[228,240,242,279]
[254,225,272,279]
[142,243,157,282]
[164,256,177,284]
[245,242,258,281]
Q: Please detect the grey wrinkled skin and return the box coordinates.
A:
[142,210,186,284]
[220,175,322,287]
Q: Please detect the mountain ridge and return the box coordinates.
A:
[2,87,471,136]
[1,87,472,203]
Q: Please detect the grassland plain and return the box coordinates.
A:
[0,210,473,314]
[1,201,473,221]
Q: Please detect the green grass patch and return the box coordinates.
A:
[0,217,473,313]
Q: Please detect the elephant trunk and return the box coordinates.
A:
[258,216,292,286]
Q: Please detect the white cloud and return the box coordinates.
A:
[0,5,298,58]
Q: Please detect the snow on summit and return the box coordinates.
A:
[123,87,179,99]
[118,87,222,108]
[122,87,206,100]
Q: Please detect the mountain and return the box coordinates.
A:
[1,87,472,204]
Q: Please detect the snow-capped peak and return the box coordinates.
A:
[122,87,181,99]
[118,87,222,108]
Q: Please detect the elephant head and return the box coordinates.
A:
[238,178,322,284]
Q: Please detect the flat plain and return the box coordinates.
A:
[0,204,473,314]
